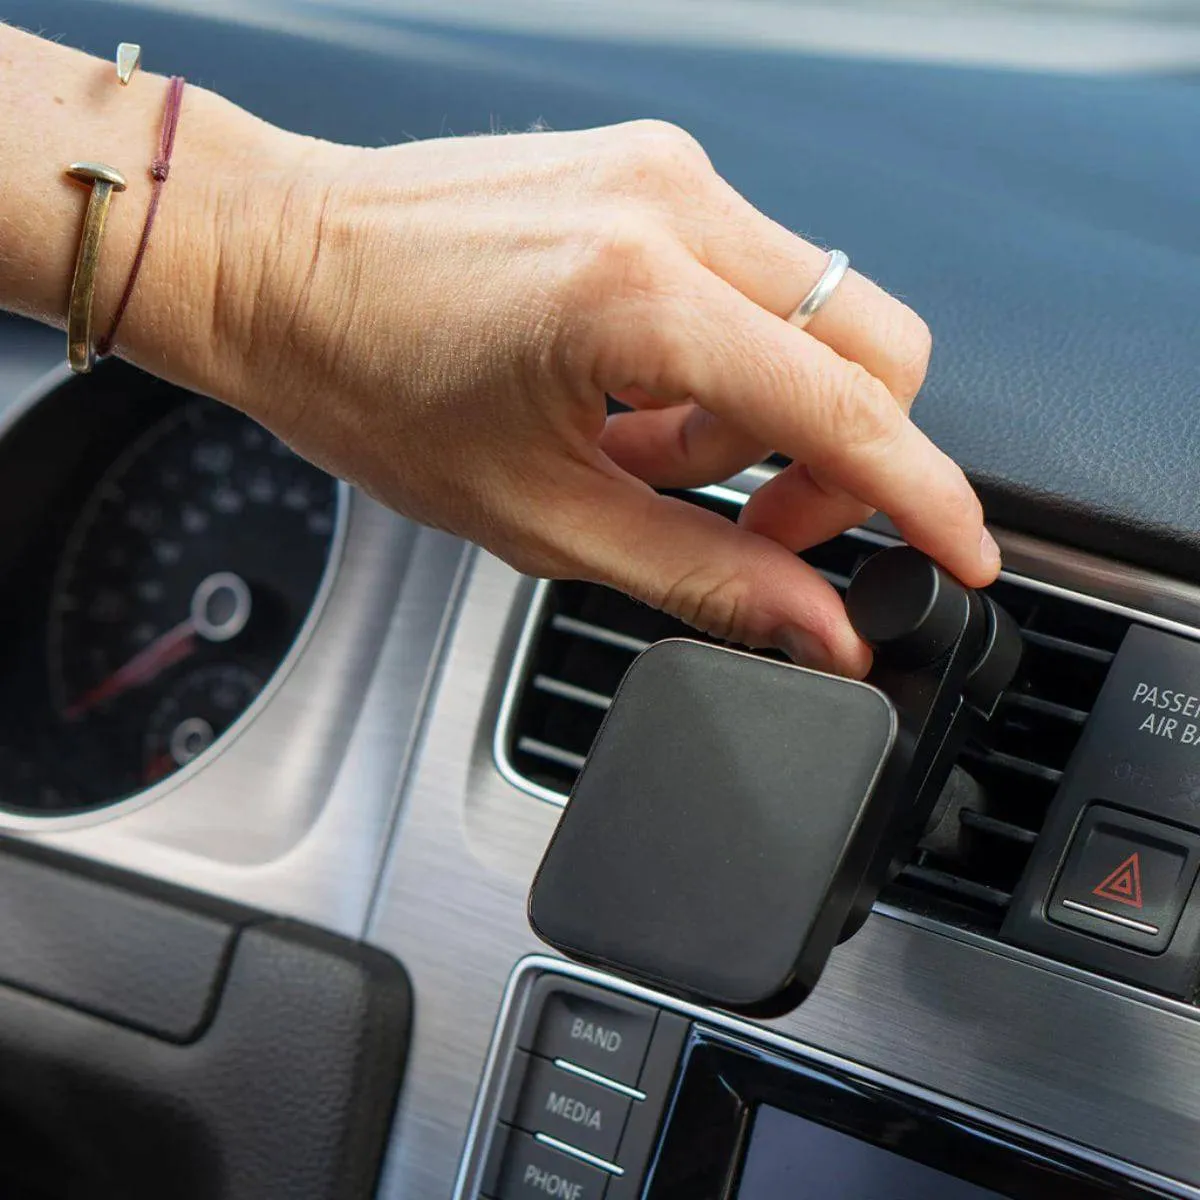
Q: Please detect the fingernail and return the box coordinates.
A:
[775,627,836,674]
[980,526,1002,573]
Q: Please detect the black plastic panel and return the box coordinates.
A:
[0,837,238,1041]
[1005,624,1200,997]
[477,973,686,1199]
[0,838,411,1200]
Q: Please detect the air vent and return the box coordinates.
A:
[497,488,1131,933]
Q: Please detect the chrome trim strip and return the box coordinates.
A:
[492,576,568,807]
[0,362,351,832]
[454,956,1200,1200]
[533,1132,625,1175]
[551,1058,647,1100]
[1061,899,1159,935]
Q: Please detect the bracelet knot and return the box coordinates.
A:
[98,74,185,360]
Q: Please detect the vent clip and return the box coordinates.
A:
[529,546,1022,1017]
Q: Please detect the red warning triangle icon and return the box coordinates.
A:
[1093,852,1143,909]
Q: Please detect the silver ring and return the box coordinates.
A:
[788,249,850,328]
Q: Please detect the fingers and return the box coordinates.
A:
[599,263,999,588]
[551,467,872,677]
[600,404,769,489]
[739,461,875,552]
[580,119,930,407]
[678,179,933,407]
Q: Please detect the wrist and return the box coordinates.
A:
[104,84,308,402]
[186,126,354,425]
[0,27,320,406]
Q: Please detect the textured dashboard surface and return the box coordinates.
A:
[12,0,1200,580]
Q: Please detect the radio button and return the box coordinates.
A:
[512,1058,630,1161]
[530,988,655,1086]
[490,1129,610,1200]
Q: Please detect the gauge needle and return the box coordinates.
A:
[64,571,253,721]
[64,619,197,721]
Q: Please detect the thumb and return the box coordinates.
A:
[557,471,872,678]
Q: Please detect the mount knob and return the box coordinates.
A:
[846,545,970,669]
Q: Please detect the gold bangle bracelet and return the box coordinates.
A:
[61,45,141,374]
[64,162,127,375]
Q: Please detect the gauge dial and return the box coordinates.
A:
[44,398,339,806]
[143,664,263,785]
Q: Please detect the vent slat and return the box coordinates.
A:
[502,495,1132,938]
[532,675,612,711]
[517,737,588,771]
[551,614,650,654]
[1002,693,1089,726]
[1020,629,1115,664]
[958,809,1039,845]
[896,864,1013,909]
[968,749,1064,786]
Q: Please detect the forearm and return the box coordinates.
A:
[0,25,307,401]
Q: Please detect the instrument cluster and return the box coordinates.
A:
[0,362,342,815]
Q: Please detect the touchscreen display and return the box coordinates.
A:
[737,1104,1011,1199]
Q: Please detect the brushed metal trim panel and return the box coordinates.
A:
[370,548,1200,1200]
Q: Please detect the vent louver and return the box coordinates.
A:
[498,489,1131,933]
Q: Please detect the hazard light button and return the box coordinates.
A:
[1050,806,1200,953]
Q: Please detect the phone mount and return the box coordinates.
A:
[528,545,1022,1017]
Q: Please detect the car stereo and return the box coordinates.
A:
[454,958,1189,1200]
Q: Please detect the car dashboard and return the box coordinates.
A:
[4,2,1200,1198]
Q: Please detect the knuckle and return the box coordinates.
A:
[616,119,713,194]
[821,362,902,456]
[629,119,709,162]
[552,214,669,377]
[657,565,751,644]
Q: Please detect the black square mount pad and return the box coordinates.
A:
[528,639,898,1016]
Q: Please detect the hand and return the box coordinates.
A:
[161,119,1000,677]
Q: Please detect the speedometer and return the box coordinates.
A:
[44,398,339,804]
